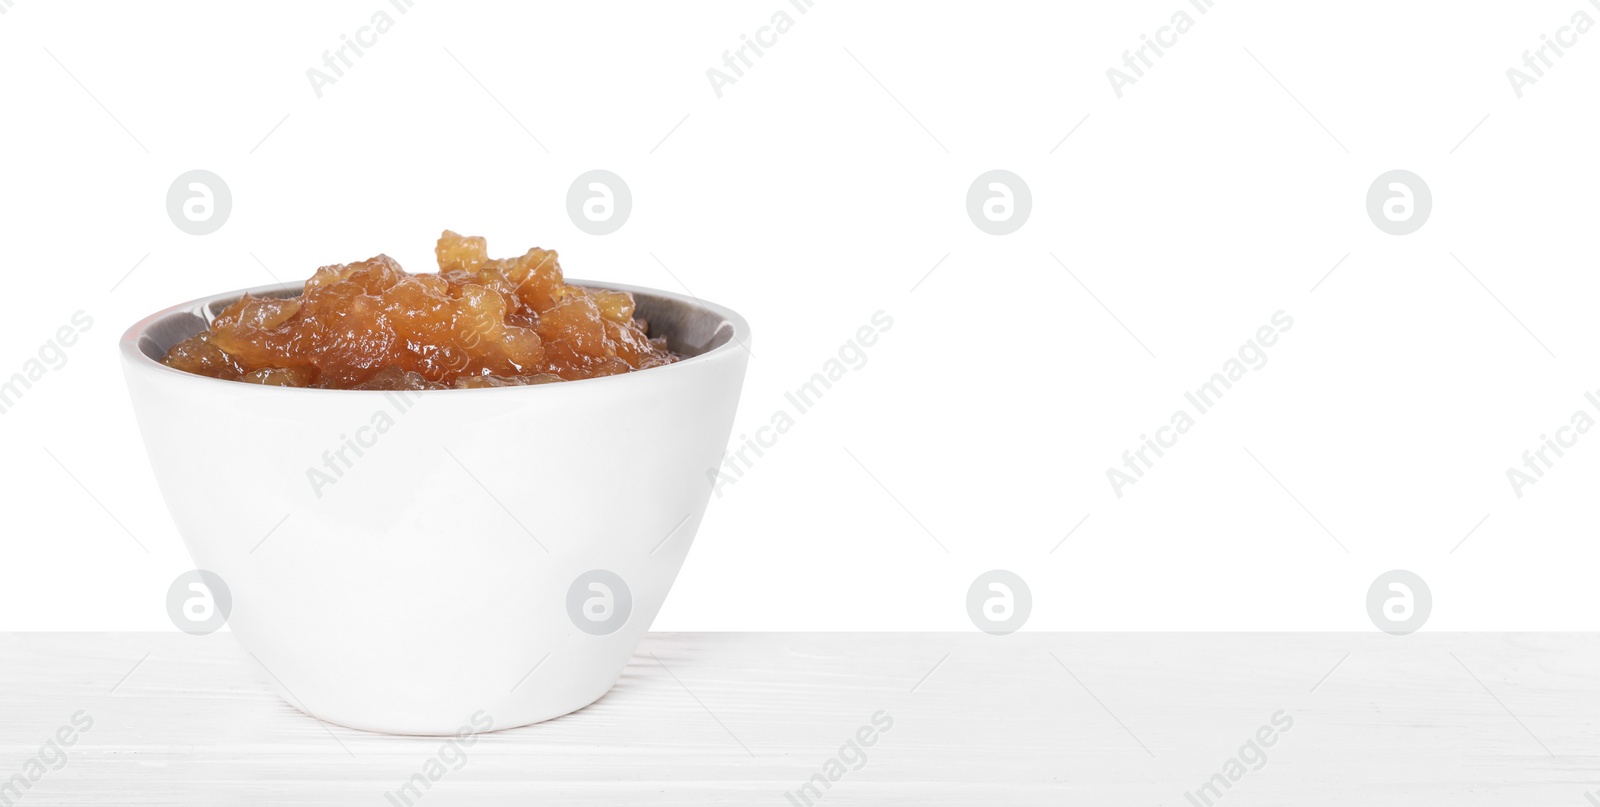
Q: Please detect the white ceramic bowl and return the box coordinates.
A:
[121,280,750,735]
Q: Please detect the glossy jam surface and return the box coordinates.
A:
[161,232,679,389]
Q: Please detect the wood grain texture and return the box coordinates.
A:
[0,633,1595,805]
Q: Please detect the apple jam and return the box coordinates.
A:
[160,231,679,389]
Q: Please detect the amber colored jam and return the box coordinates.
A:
[161,231,679,389]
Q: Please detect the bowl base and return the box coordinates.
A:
[268,681,616,736]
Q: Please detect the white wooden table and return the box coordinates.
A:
[0,633,1594,805]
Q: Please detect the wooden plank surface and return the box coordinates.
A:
[0,633,1595,805]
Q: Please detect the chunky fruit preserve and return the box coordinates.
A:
[162,231,679,389]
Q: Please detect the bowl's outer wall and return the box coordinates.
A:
[121,290,750,734]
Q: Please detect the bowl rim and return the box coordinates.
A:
[120,277,752,395]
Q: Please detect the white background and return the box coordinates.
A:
[1,0,1596,631]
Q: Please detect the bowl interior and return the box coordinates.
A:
[133,281,741,364]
